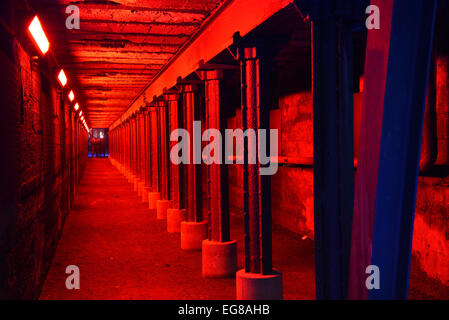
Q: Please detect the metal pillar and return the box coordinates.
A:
[137,111,146,181]
[199,69,236,277]
[164,91,184,209]
[311,0,355,299]
[199,70,230,242]
[181,83,203,222]
[144,106,152,189]
[237,46,273,275]
[370,0,437,300]
[125,120,130,172]
[131,115,137,177]
[157,99,169,201]
[150,103,160,193]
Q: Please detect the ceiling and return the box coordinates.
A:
[29,0,225,128]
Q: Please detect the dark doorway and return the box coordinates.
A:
[89,128,109,158]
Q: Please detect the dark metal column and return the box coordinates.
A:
[310,0,355,299]
[144,106,152,189]
[181,83,203,222]
[125,120,130,172]
[136,111,144,181]
[150,103,160,193]
[199,70,230,242]
[131,115,138,177]
[164,91,184,210]
[238,46,273,275]
[157,99,169,201]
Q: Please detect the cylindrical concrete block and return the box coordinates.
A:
[236,269,283,300]
[202,240,237,278]
[167,209,187,233]
[181,221,208,250]
[142,187,151,203]
[156,200,170,220]
[149,192,161,210]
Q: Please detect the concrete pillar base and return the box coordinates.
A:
[202,240,237,278]
[137,181,145,197]
[181,221,208,250]
[149,192,161,210]
[156,200,170,220]
[236,269,283,300]
[142,187,151,203]
[167,209,187,233]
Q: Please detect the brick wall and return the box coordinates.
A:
[0,22,87,299]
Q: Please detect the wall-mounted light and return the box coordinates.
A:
[81,116,85,121]
[68,90,75,102]
[74,103,80,111]
[79,110,83,117]
[58,69,67,87]
[28,16,49,55]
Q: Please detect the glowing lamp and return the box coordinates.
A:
[28,16,49,55]
[58,69,67,87]
[74,103,80,111]
[79,110,83,117]
[81,116,85,121]
[68,90,75,102]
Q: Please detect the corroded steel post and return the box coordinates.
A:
[199,69,236,277]
[179,83,208,250]
[143,105,152,202]
[148,101,162,212]
[201,70,229,242]
[158,99,169,201]
[164,91,183,210]
[181,84,202,222]
[164,91,187,232]
[235,40,282,300]
[153,98,170,219]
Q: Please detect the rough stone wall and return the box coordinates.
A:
[0,29,87,299]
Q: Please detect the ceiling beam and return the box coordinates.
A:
[110,0,294,130]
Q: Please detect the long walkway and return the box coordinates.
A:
[40,158,448,299]
[39,158,315,299]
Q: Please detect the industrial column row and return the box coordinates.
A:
[109,44,282,300]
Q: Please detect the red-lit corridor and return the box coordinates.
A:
[39,158,315,300]
[36,158,449,300]
[2,0,449,302]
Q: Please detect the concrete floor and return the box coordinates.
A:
[40,158,448,300]
[39,158,314,300]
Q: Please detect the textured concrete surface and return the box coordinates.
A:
[39,158,315,300]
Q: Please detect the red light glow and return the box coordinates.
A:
[74,103,80,111]
[28,16,50,55]
[58,69,68,87]
[68,90,75,102]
